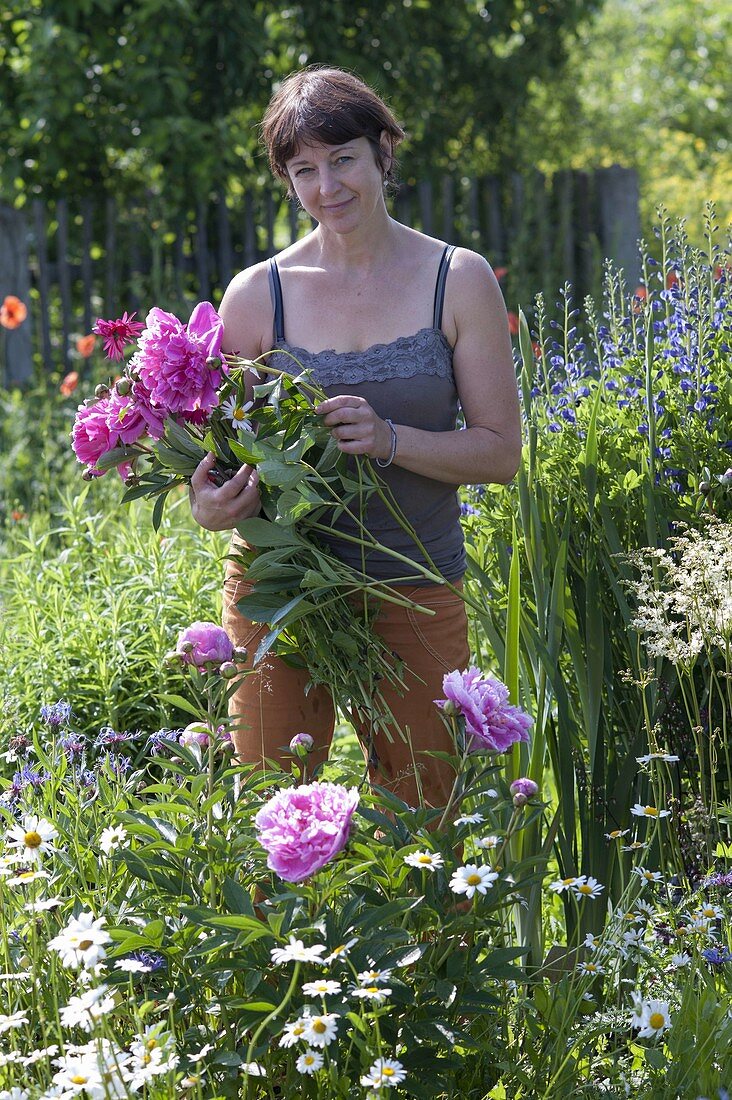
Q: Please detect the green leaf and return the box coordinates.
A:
[156,693,203,720]
[235,518,302,548]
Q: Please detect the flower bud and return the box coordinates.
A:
[81,468,96,481]
[115,377,132,396]
[289,732,315,757]
[440,699,458,717]
[94,383,110,399]
[178,641,195,655]
[179,722,211,748]
[206,356,222,370]
[232,646,249,663]
[699,481,711,495]
[219,661,238,679]
[510,777,539,807]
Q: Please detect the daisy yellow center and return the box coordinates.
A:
[702,908,715,917]
[383,1068,395,1077]
[312,1020,326,1034]
[233,407,246,420]
[17,871,35,880]
[649,1012,665,1029]
[142,1053,152,1065]
[644,806,658,816]
[585,964,597,972]
[71,1075,88,1085]
[466,873,482,885]
[24,831,42,848]
[332,945,345,955]
[146,1039,158,1050]
[608,831,621,838]
[417,855,433,864]
[305,1056,315,1064]
[366,987,379,994]
[562,877,575,885]
[578,884,593,894]
[294,1025,305,1035]
[78,938,94,951]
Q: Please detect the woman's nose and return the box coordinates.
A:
[318,166,340,197]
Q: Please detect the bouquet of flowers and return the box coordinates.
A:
[71,302,451,747]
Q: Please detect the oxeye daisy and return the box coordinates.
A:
[360,1058,407,1088]
[270,937,327,965]
[671,952,692,967]
[99,826,127,855]
[0,1010,29,1034]
[278,1014,311,1048]
[302,1013,338,1048]
[352,985,392,1003]
[636,752,679,764]
[578,961,605,976]
[296,1048,324,1075]
[634,998,671,1039]
[449,864,498,898]
[605,829,630,840]
[630,804,670,819]
[572,876,604,899]
[403,850,444,871]
[221,395,254,431]
[47,912,111,970]
[621,841,646,852]
[324,937,358,965]
[5,868,50,887]
[454,812,485,826]
[475,834,501,850]
[632,867,664,884]
[356,968,392,984]
[549,875,585,893]
[6,816,58,862]
[301,979,342,998]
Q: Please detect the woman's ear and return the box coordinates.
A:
[378,129,393,178]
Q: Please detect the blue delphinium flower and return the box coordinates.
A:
[701,946,732,967]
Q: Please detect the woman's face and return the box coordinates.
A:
[285,135,388,232]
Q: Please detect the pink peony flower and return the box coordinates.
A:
[176,622,233,667]
[71,398,118,473]
[254,782,359,883]
[133,301,224,417]
[105,384,164,445]
[179,722,212,748]
[436,667,533,754]
[93,311,145,361]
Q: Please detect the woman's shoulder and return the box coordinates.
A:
[218,261,274,357]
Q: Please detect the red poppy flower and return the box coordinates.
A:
[493,266,509,281]
[60,371,79,397]
[76,334,97,358]
[0,295,28,330]
[11,509,26,522]
[507,311,520,336]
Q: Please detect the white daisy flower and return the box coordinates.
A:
[187,1044,213,1063]
[6,816,58,862]
[27,895,64,912]
[604,829,630,840]
[58,985,115,1031]
[296,1049,324,1075]
[454,813,485,826]
[671,952,692,967]
[114,959,151,974]
[356,968,392,984]
[360,1057,407,1088]
[578,961,605,976]
[352,985,392,1003]
[221,396,254,432]
[270,937,327,965]
[693,903,723,922]
[630,804,671,819]
[632,867,664,884]
[549,875,585,893]
[572,877,604,899]
[0,1010,29,1034]
[98,826,127,856]
[583,933,600,951]
[52,1055,103,1094]
[5,868,50,887]
[279,1014,312,1048]
[301,1012,338,1048]
[634,998,671,1039]
[324,937,358,965]
[450,864,498,898]
[301,979,342,997]
[403,850,444,871]
[47,912,111,970]
[621,841,646,852]
[0,1087,30,1099]
[636,753,680,764]
[22,1045,59,1066]
[475,835,501,850]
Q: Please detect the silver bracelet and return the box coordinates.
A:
[375,418,397,468]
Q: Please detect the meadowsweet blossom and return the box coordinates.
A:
[360,1058,407,1088]
[270,937,327,965]
[175,623,233,667]
[133,302,224,416]
[436,667,532,753]
[403,850,444,871]
[255,782,359,883]
[47,913,111,970]
[449,864,498,898]
[6,815,58,862]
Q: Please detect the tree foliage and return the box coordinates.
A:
[0,0,597,204]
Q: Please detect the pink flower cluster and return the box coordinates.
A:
[436,667,533,754]
[254,782,359,883]
[72,302,224,478]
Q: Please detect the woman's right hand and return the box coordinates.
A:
[189,451,261,531]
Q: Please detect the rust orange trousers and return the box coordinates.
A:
[222,565,470,809]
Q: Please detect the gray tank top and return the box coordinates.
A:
[265,248,466,584]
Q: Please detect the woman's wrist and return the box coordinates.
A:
[375,418,398,468]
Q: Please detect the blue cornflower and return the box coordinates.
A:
[95,726,137,749]
[701,946,732,967]
[59,734,86,762]
[40,700,71,729]
[460,503,479,517]
[129,949,166,972]
[11,763,51,794]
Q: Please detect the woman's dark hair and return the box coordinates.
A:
[261,66,405,195]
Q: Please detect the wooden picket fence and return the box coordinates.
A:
[0,166,640,384]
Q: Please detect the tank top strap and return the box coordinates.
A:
[432,244,456,331]
[268,257,285,343]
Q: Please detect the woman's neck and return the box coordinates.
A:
[314,208,402,276]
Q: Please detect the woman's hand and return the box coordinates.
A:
[315,395,394,461]
[189,451,261,531]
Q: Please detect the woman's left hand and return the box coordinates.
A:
[315,395,394,462]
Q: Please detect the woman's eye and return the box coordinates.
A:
[295,167,313,176]
[336,156,352,165]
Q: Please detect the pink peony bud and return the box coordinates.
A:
[179,722,211,748]
[510,777,539,807]
[289,732,315,757]
[175,623,233,667]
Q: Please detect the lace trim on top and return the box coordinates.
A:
[268,326,454,387]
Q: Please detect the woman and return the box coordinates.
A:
[189,66,521,808]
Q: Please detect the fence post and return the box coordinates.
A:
[595,165,641,286]
[0,203,33,386]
